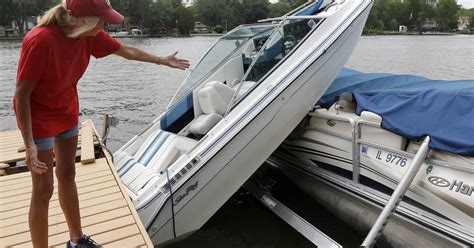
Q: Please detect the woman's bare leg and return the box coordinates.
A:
[54,135,83,242]
[29,149,54,248]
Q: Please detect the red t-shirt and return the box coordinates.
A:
[14,26,121,138]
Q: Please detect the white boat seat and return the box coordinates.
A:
[407,142,474,166]
[189,81,234,135]
[115,129,197,194]
[360,111,407,150]
[309,104,359,138]
[189,113,223,135]
[198,81,234,115]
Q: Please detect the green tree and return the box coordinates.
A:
[365,0,387,30]
[1,0,37,36]
[195,0,226,27]
[436,0,460,30]
[404,0,422,28]
[224,0,243,31]
[418,0,436,29]
[281,0,307,9]
[213,24,224,33]
[269,2,291,18]
[388,18,399,30]
[469,14,474,30]
[241,0,269,24]
[175,4,194,35]
[382,0,404,28]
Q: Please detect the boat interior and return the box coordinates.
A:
[113,0,346,198]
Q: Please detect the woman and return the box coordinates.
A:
[14,0,190,247]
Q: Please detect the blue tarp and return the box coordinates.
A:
[319,68,474,156]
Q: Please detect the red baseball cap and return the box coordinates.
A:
[66,0,124,24]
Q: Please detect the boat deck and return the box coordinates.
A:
[0,120,153,247]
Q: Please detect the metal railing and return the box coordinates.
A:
[308,110,433,247]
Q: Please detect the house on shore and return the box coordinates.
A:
[0,26,6,37]
[458,16,470,32]
[421,18,440,32]
[194,22,209,33]
[181,0,196,7]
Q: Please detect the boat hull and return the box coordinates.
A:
[274,155,470,247]
[145,5,374,244]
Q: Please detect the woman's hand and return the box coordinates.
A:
[26,145,48,174]
[162,51,190,70]
[114,45,190,70]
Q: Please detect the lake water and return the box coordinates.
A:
[1,35,473,247]
[1,35,473,150]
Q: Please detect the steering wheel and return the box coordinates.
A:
[282,35,297,56]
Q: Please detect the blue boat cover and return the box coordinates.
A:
[319,68,474,156]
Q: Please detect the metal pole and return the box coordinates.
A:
[102,113,110,145]
[361,136,431,247]
[351,120,360,183]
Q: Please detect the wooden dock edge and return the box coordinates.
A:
[85,119,154,247]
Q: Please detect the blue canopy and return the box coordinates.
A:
[319,68,474,156]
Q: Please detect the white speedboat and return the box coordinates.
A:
[113,0,373,245]
[272,69,474,247]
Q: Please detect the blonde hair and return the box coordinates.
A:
[37,1,100,38]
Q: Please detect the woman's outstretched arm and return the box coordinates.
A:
[114,44,190,70]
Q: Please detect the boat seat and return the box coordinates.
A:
[309,102,359,138]
[407,142,474,166]
[189,81,234,135]
[114,130,197,194]
[360,111,407,150]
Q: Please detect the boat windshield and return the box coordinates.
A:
[227,18,321,112]
[170,24,273,106]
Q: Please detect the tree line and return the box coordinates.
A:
[367,0,472,31]
[106,0,308,35]
[0,0,472,36]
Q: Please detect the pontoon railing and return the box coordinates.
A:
[361,136,431,247]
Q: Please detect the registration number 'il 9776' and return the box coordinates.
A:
[375,150,408,167]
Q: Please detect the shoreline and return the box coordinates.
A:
[1,31,471,41]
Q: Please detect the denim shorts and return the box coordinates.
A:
[34,126,79,151]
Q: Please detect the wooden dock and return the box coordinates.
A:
[0,120,153,247]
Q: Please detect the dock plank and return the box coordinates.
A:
[0,174,116,205]
[1,206,131,238]
[0,125,99,165]
[0,122,153,247]
[0,180,118,213]
[0,188,122,223]
[80,123,95,164]
[105,234,147,247]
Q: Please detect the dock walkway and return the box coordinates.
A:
[0,120,153,247]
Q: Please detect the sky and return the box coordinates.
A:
[268,0,474,9]
[458,0,474,9]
